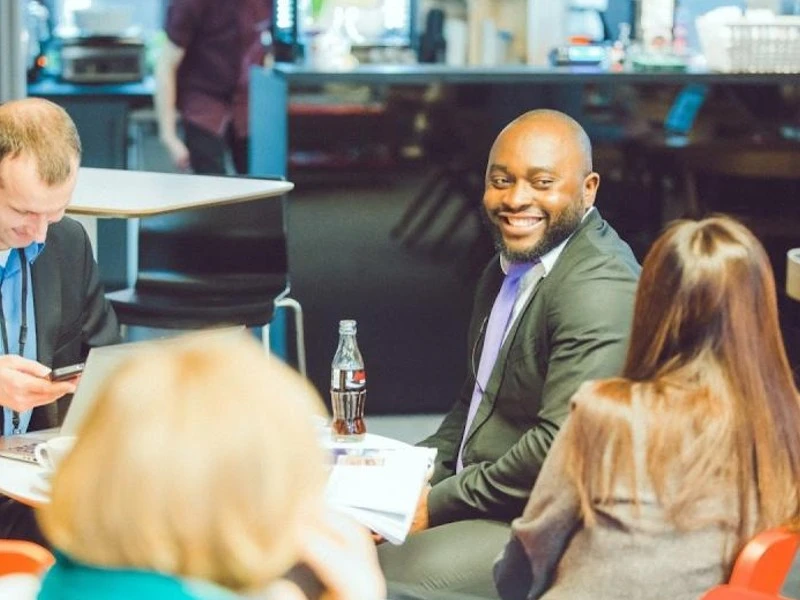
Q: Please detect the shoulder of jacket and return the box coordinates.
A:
[47,217,84,243]
[550,221,639,284]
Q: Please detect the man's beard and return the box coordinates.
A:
[483,200,585,262]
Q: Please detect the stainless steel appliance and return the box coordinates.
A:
[59,35,146,83]
[0,0,26,102]
[25,0,50,80]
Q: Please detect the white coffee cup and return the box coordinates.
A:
[34,436,76,472]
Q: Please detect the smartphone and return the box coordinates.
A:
[49,363,85,382]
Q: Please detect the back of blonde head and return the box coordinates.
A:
[566,216,800,564]
[38,334,327,592]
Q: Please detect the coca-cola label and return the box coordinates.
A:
[331,368,366,391]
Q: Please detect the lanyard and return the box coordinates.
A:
[0,249,29,434]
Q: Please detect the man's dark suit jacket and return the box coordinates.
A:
[0,217,121,433]
[421,209,641,526]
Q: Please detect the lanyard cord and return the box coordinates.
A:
[0,249,29,433]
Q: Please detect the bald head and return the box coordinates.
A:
[482,109,600,262]
[495,109,593,175]
[0,98,81,186]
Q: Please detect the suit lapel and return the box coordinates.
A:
[463,275,547,445]
[31,251,61,367]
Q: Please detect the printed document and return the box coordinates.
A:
[323,434,437,545]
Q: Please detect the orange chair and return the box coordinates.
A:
[702,586,789,600]
[701,527,800,600]
[0,540,55,576]
[727,527,800,595]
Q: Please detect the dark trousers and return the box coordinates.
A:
[378,519,509,598]
[184,121,249,175]
[0,495,47,546]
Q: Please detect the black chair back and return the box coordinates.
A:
[107,174,293,331]
[135,194,288,298]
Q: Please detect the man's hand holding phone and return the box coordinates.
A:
[49,362,84,382]
[0,355,79,413]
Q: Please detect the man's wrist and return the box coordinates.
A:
[422,484,431,528]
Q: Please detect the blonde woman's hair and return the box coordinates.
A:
[0,98,81,185]
[38,333,327,592]
[565,216,800,567]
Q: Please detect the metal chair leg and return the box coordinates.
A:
[275,296,306,377]
[262,323,271,354]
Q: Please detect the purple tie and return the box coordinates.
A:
[457,261,540,472]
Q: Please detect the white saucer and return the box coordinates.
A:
[29,469,52,496]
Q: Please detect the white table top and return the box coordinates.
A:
[66,168,294,218]
[0,430,406,508]
[0,430,59,507]
[0,457,49,507]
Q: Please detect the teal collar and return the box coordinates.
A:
[39,550,242,600]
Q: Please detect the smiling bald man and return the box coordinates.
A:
[379,110,641,598]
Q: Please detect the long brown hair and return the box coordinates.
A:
[566,216,800,561]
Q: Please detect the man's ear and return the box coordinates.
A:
[583,172,600,208]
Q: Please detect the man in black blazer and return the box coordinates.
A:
[379,110,641,597]
[0,98,120,541]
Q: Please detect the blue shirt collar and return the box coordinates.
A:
[22,241,45,264]
[0,242,45,280]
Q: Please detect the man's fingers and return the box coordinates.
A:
[47,380,79,397]
[0,355,50,378]
[0,370,77,412]
[15,375,76,397]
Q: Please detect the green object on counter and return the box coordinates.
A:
[631,53,688,73]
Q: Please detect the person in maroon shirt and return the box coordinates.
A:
[155,0,270,174]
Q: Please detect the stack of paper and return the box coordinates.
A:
[323,434,437,545]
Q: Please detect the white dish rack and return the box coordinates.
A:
[697,14,800,73]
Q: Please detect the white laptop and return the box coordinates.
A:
[0,327,246,463]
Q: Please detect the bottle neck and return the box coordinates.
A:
[338,333,357,347]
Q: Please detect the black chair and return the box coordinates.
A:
[390,86,493,257]
[105,176,305,374]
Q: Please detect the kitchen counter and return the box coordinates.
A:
[250,63,800,178]
[27,75,155,99]
[269,63,800,86]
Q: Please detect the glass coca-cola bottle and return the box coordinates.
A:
[330,319,366,442]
